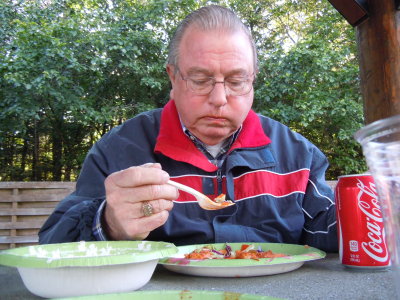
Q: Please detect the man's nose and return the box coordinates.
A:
[208,81,228,107]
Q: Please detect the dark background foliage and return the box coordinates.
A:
[0,0,367,181]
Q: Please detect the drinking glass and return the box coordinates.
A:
[355,114,400,295]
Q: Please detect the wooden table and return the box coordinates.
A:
[0,254,397,299]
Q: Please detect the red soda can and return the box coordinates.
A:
[335,174,390,268]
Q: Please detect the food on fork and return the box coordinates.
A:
[167,180,235,210]
[212,193,233,206]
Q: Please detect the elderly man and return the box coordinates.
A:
[39,5,338,252]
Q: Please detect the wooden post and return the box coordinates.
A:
[356,0,400,124]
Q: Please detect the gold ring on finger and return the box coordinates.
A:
[142,202,154,217]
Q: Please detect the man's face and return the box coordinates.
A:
[166,27,255,146]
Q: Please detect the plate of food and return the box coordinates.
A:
[159,242,325,277]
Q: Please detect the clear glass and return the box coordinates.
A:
[355,114,400,295]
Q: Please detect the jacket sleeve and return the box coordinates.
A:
[39,139,110,244]
[300,147,338,252]
[38,194,104,244]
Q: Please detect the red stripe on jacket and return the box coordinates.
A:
[234,169,310,200]
[171,169,309,203]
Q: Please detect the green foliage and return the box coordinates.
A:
[0,0,175,180]
[251,0,367,178]
[0,0,367,181]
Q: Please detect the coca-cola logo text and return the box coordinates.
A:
[356,179,389,263]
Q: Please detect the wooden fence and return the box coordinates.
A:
[0,180,337,249]
[0,182,76,249]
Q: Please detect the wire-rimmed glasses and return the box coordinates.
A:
[177,68,254,96]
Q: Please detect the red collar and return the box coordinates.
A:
[154,100,271,172]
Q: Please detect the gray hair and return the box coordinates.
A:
[167,5,258,72]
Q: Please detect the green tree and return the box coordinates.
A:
[0,0,367,181]
[0,0,182,180]
[248,0,367,178]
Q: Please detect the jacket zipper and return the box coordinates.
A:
[216,168,223,195]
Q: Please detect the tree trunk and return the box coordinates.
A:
[32,120,41,181]
[64,166,71,181]
[4,134,16,181]
[51,124,63,181]
[19,136,29,181]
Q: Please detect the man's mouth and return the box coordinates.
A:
[204,116,226,124]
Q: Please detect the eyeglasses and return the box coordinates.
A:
[177,69,254,96]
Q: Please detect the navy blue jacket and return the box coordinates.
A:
[39,100,338,252]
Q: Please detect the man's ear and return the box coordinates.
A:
[166,64,176,84]
[166,64,176,99]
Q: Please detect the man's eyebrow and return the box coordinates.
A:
[225,69,252,77]
[186,67,213,76]
[186,67,250,77]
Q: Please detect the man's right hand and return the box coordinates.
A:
[103,163,178,240]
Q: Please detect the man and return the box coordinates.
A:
[39,5,338,252]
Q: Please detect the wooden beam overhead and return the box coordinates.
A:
[327,0,369,26]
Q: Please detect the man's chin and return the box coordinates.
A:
[196,129,233,145]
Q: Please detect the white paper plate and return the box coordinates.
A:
[159,242,325,277]
[0,240,177,268]
[0,240,177,298]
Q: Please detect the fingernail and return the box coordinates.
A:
[142,162,155,167]
[162,171,170,181]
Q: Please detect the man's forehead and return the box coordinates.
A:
[178,28,253,74]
